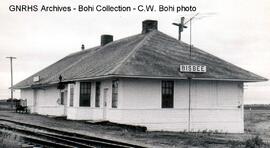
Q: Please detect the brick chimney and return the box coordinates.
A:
[142,20,158,34]
[101,35,113,46]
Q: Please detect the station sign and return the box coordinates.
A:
[33,76,40,82]
[179,65,207,73]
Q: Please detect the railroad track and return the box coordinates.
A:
[0,118,145,148]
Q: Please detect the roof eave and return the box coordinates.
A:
[14,75,267,89]
[48,75,270,83]
[192,77,268,82]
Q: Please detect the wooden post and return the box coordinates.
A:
[179,17,185,40]
[6,57,16,100]
[172,17,187,41]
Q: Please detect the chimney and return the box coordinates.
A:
[101,35,113,46]
[81,44,85,51]
[142,20,158,34]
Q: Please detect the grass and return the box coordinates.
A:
[0,130,21,148]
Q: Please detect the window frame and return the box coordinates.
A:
[60,91,64,105]
[95,82,101,107]
[161,80,174,108]
[112,79,119,108]
[69,84,74,107]
[79,82,91,107]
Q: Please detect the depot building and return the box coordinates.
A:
[13,20,267,133]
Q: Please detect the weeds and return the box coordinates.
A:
[245,136,264,148]
[185,135,205,146]
[0,130,20,148]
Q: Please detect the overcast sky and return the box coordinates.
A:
[0,0,269,104]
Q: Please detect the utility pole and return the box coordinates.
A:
[172,17,187,41]
[182,13,199,132]
[6,56,16,100]
[174,13,214,132]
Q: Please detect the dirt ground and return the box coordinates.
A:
[0,110,270,148]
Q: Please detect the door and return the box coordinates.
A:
[103,88,109,120]
[63,90,68,116]
[60,90,68,116]
[33,89,37,113]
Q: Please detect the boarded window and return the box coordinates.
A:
[69,84,74,107]
[80,82,91,107]
[112,80,118,108]
[95,82,101,107]
[162,80,174,108]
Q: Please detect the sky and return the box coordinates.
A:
[0,0,269,104]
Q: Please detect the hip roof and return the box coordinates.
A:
[13,30,267,89]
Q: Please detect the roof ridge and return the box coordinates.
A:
[192,46,267,79]
[13,46,101,88]
[42,34,145,84]
[14,28,267,89]
[65,45,100,58]
[157,31,267,80]
[108,31,156,75]
[106,33,141,45]
[49,34,144,82]
[43,46,101,83]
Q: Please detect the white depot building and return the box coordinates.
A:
[14,20,267,133]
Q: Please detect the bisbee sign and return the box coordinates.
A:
[179,65,207,73]
[33,76,40,82]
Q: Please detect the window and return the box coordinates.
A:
[60,92,64,105]
[162,80,174,108]
[80,82,91,107]
[95,82,101,107]
[112,80,118,108]
[69,84,74,107]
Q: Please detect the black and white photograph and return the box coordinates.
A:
[0,0,269,147]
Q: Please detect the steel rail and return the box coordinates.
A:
[0,118,145,148]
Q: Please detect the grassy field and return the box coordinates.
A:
[0,131,21,148]
[244,109,270,142]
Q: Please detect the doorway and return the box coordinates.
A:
[33,89,37,113]
[103,88,109,120]
[63,90,68,116]
[60,90,68,116]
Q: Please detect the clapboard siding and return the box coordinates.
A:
[119,78,243,133]
[21,85,64,116]
[21,78,244,133]
[121,79,161,109]
[21,88,33,106]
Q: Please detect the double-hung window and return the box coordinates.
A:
[80,82,91,107]
[112,80,119,108]
[69,84,74,107]
[60,92,64,105]
[95,82,101,107]
[162,80,174,108]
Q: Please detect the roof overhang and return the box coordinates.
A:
[13,74,267,89]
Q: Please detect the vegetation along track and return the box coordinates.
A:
[0,118,145,148]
